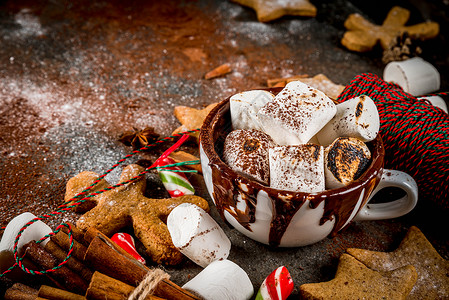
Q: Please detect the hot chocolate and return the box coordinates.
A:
[200,89,384,247]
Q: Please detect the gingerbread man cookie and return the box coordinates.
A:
[342,6,439,52]
[347,226,449,299]
[65,164,210,265]
[299,253,417,299]
[231,0,316,22]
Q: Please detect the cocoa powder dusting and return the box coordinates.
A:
[243,139,261,153]
[1,0,448,296]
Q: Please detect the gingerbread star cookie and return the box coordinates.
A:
[172,103,218,143]
[299,254,417,299]
[347,226,449,299]
[169,151,202,174]
[342,6,439,52]
[231,0,316,22]
[267,74,345,99]
[65,164,210,265]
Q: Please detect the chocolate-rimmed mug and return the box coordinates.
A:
[199,89,418,247]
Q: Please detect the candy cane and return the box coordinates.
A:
[111,232,146,265]
[154,135,195,197]
[256,266,294,300]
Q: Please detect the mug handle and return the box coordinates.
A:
[353,169,418,221]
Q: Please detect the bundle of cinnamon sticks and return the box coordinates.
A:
[4,224,199,300]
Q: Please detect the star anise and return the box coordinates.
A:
[118,127,160,150]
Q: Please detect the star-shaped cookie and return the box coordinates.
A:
[231,0,316,22]
[299,253,417,299]
[65,164,210,265]
[172,103,217,143]
[347,226,449,299]
[267,74,345,99]
[342,6,439,52]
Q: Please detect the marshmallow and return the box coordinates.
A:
[269,144,325,193]
[0,212,52,274]
[419,96,448,114]
[0,212,52,253]
[316,95,380,146]
[224,129,275,185]
[230,90,274,131]
[324,137,371,189]
[383,57,440,96]
[182,259,253,300]
[167,203,231,268]
[258,80,336,145]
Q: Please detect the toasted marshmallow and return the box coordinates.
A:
[269,144,325,193]
[223,129,275,185]
[167,203,231,268]
[258,81,336,145]
[324,137,371,189]
[183,259,254,300]
[230,90,274,130]
[316,95,380,146]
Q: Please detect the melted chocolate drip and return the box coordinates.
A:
[200,89,384,247]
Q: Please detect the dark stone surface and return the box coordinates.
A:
[0,0,448,298]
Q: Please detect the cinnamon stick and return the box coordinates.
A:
[86,271,134,300]
[0,249,42,284]
[61,222,89,247]
[44,240,93,282]
[153,280,201,300]
[23,241,88,294]
[204,63,231,79]
[83,228,199,300]
[38,285,86,300]
[86,271,163,300]
[4,283,38,300]
[82,227,132,257]
[51,231,87,262]
[84,234,147,286]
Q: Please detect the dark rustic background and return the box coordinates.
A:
[1,0,448,297]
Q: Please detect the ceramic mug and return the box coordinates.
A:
[199,90,418,247]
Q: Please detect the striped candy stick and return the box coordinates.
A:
[111,232,146,265]
[156,157,195,197]
[256,266,294,300]
[153,134,195,197]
